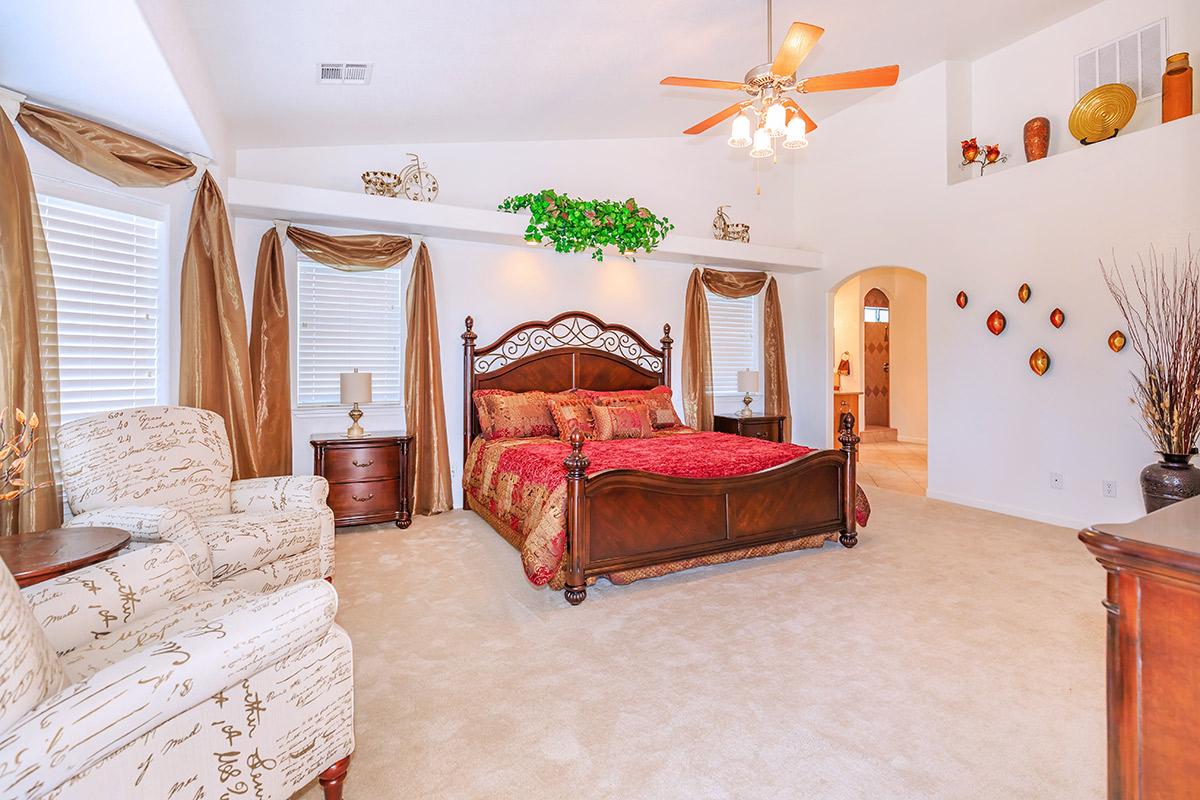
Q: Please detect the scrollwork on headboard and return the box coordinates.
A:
[474,314,663,374]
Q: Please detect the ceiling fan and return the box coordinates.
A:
[660,1,900,157]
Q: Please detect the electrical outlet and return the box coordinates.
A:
[1050,472,1064,490]
[1102,480,1116,498]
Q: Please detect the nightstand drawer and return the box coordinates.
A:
[322,445,403,482]
[739,420,781,442]
[327,479,401,520]
[712,414,785,443]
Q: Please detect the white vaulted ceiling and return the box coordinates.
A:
[176,0,1104,148]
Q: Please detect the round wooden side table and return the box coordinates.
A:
[0,527,131,588]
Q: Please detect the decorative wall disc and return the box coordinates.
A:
[1029,348,1051,375]
[1018,283,1032,303]
[987,309,1007,335]
[1050,308,1065,328]
[1068,83,1137,144]
[956,291,968,309]
[1108,330,1127,352]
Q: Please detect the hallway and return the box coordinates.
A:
[857,440,927,496]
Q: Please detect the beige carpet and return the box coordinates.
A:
[297,489,1105,800]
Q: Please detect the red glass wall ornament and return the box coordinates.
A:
[1108,330,1127,352]
[1050,308,1065,328]
[1029,348,1050,375]
[1018,283,1032,303]
[987,309,1007,335]
[956,291,968,309]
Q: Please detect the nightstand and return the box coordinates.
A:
[713,414,785,443]
[311,431,414,528]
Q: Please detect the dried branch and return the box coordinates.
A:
[0,408,45,502]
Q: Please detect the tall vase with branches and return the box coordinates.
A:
[1104,245,1200,511]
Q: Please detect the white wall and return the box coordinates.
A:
[791,35,1200,529]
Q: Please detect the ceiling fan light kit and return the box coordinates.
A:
[659,1,900,164]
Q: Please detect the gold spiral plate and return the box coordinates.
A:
[1069,83,1137,144]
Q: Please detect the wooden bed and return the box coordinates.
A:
[462,311,860,605]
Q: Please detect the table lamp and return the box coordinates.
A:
[340,369,372,438]
[737,369,759,418]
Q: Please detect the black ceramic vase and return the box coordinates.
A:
[1140,450,1200,512]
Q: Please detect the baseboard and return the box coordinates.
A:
[896,435,927,445]
[924,489,1085,531]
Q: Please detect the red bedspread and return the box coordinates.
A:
[464,430,870,588]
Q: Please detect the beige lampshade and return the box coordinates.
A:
[737,369,760,393]
[340,369,372,404]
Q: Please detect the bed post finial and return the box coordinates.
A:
[660,323,673,389]
[838,412,860,549]
[563,429,589,606]
[462,316,478,504]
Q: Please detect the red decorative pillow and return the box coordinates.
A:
[473,389,514,435]
[592,386,682,429]
[591,403,654,440]
[547,396,596,440]
[481,391,557,439]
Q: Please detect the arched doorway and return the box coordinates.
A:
[829,267,927,496]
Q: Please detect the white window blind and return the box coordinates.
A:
[296,258,403,406]
[36,194,161,429]
[707,291,759,395]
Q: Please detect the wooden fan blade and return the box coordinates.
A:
[660,76,746,90]
[782,99,818,133]
[800,65,900,93]
[771,22,825,76]
[684,101,750,135]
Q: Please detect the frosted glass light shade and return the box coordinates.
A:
[727,113,752,147]
[749,126,774,158]
[764,102,787,138]
[783,116,809,149]
[340,369,372,404]
[737,369,760,393]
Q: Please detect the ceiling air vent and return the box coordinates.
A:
[317,62,373,85]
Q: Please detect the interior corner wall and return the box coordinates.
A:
[790,14,1200,529]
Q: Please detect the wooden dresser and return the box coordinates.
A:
[1080,497,1200,798]
[312,431,414,528]
[713,413,785,443]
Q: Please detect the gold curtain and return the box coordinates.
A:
[286,226,412,271]
[179,173,260,480]
[0,112,61,534]
[404,243,453,515]
[16,103,197,188]
[681,268,714,430]
[250,228,291,477]
[763,277,791,440]
[683,268,791,438]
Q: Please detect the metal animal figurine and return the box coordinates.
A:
[713,205,750,243]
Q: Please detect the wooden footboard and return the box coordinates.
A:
[561,412,861,605]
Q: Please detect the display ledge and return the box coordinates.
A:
[226,178,822,273]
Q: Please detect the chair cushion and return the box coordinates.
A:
[0,563,65,731]
[57,406,234,518]
[197,512,324,583]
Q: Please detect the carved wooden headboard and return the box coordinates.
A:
[461,311,672,464]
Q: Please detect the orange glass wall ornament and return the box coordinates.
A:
[955,291,968,308]
[1050,308,1065,328]
[1029,348,1050,375]
[1108,330,1127,352]
[1018,283,1032,303]
[987,310,1006,335]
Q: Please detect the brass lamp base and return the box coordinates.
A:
[347,402,365,438]
[737,393,753,417]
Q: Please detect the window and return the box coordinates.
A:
[864,306,890,323]
[296,258,403,406]
[36,194,161,429]
[707,291,759,395]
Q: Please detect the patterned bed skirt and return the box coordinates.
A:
[466,494,837,591]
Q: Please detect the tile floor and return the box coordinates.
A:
[857,440,927,495]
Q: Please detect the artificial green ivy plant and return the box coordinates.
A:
[498,190,674,262]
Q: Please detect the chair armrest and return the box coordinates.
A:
[0,580,339,800]
[231,475,330,514]
[22,542,206,655]
[66,506,212,584]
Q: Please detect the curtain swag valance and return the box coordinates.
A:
[284,226,413,271]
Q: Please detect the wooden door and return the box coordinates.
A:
[863,288,890,427]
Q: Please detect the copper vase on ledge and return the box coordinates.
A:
[1023,117,1050,161]
[1163,53,1193,124]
